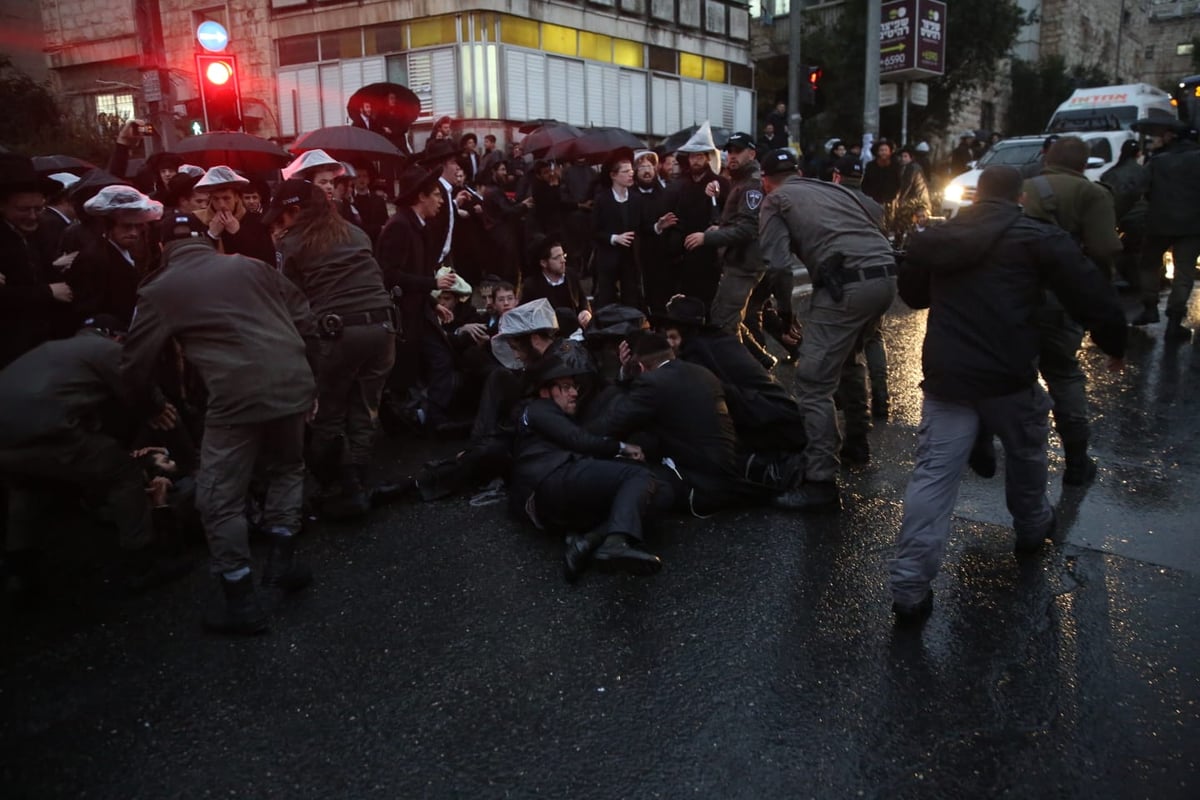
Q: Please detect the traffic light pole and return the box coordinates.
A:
[787,0,803,151]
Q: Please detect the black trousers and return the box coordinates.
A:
[535,459,673,540]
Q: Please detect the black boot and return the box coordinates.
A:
[1164,313,1191,343]
[320,465,370,520]
[773,480,842,512]
[563,534,594,583]
[1131,305,1160,325]
[840,435,871,467]
[592,534,663,576]
[261,534,312,592]
[742,333,777,372]
[871,391,890,420]
[204,573,269,635]
[1062,439,1097,486]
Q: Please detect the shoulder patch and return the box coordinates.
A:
[745,189,764,210]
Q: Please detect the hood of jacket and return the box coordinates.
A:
[906,199,1022,274]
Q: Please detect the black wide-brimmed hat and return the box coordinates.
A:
[394,163,442,205]
[651,295,709,329]
[0,153,64,196]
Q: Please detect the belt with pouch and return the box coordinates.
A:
[318,307,396,339]
[841,263,898,284]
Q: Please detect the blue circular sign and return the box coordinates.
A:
[196,21,229,53]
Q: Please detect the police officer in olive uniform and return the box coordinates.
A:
[692,132,775,369]
[1021,136,1124,485]
[758,149,898,512]
[121,211,320,635]
[270,179,396,518]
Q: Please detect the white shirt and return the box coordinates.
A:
[437,176,455,263]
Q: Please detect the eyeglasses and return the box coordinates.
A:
[552,381,579,393]
[548,252,567,261]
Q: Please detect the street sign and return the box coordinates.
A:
[909,81,929,106]
[197,21,229,53]
[880,0,946,81]
[141,70,162,103]
[880,83,899,107]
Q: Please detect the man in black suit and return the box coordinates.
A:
[419,139,463,269]
[375,165,458,417]
[519,239,591,328]
[36,172,78,259]
[457,133,481,187]
[511,354,669,579]
[351,164,390,245]
[591,156,644,309]
[588,332,798,515]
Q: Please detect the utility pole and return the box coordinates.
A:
[787,0,803,150]
[134,0,175,151]
[864,0,882,159]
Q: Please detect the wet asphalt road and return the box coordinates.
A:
[2,298,1199,799]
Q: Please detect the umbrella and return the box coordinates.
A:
[346,83,421,133]
[289,126,404,163]
[66,168,130,204]
[521,122,585,159]
[518,118,564,134]
[556,126,647,164]
[659,124,732,153]
[173,132,291,173]
[32,154,98,176]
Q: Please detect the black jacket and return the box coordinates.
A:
[899,199,1127,402]
[510,397,621,503]
[1144,139,1200,237]
[375,208,439,339]
[0,221,58,368]
[519,270,587,314]
[678,331,802,430]
[591,187,645,273]
[68,238,142,329]
[588,358,741,493]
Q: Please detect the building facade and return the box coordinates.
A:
[37,0,756,145]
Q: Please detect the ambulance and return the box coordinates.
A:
[1045,83,1176,133]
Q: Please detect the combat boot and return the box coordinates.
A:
[320,465,370,520]
[1131,305,1160,325]
[840,434,871,467]
[204,573,269,635]
[1164,313,1191,343]
[261,533,312,592]
[1062,439,1097,486]
[773,480,842,513]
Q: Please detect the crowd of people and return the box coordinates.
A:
[0,107,1196,634]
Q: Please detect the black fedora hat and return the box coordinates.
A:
[417,138,458,166]
[0,153,65,197]
[394,163,442,205]
[652,295,709,328]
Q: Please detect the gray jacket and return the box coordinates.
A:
[121,238,318,426]
[759,175,894,279]
[1144,139,1200,237]
[704,160,764,276]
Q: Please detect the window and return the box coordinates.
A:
[703,57,725,82]
[648,45,675,74]
[95,93,135,124]
[1178,43,1196,57]
[367,24,406,56]
[613,39,645,68]
[1145,45,1155,60]
[679,52,703,79]
[500,16,539,49]
[279,36,319,66]
[579,32,613,62]
[542,23,577,56]
[410,16,457,48]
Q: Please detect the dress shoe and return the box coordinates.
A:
[369,478,417,507]
[892,590,933,627]
[1131,306,1160,325]
[592,535,662,576]
[773,480,841,512]
[562,535,593,583]
[1014,508,1057,555]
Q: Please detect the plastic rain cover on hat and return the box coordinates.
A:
[83,185,164,222]
[195,165,250,191]
[282,149,345,181]
[673,121,721,176]
[492,298,559,369]
[430,266,473,299]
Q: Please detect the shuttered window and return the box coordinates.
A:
[408,48,459,120]
[618,70,647,133]
[504,49,547,122]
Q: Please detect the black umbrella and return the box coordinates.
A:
[557,126,646,164]
[346,83,421,133]
[518,118,563,134]
[173,132,292,172]
[289,125,404,163]
[659,124,732,153]
[521,122,585,159]
[66,168,130,204]
[32,154,98,176]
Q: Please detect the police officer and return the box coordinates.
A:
[1022,136,1124,485]
[1131,119,1200,340]
[121,211,320,635]
[758,149,897,511]
[269,178,397,518]
[691,132,774,367]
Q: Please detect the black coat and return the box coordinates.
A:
[353,191,390,245]
[68,238,142,330]
[510,396,621,505]
[519,270,587,315]
[900,199,1128,402]
[219,212,276,266]
[590,187,645,276]
[588,358,741,494]
[426,180,455,267]
[375,208,438,340]
[0,222,59,368]
[678,330,802,430]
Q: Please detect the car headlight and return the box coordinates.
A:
[943,183,964,204]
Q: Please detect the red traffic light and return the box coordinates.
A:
[807,66,823,88]
[205,60,233,86]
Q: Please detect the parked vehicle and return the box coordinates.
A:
[1046,83,1175,133]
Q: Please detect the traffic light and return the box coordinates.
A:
[798,65,823,107]
[196,53,242,132]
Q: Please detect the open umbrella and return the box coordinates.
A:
[521,121,585,159]
[32,155,98,176]
[518,118,564,134]
[347,83,422,133]
[556,126,647,164]
[66,168,130,204]
[173,132,291,173]
[659,124,732,153]
[289,126,404,163]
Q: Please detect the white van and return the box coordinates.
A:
[1046,84,1175,133]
